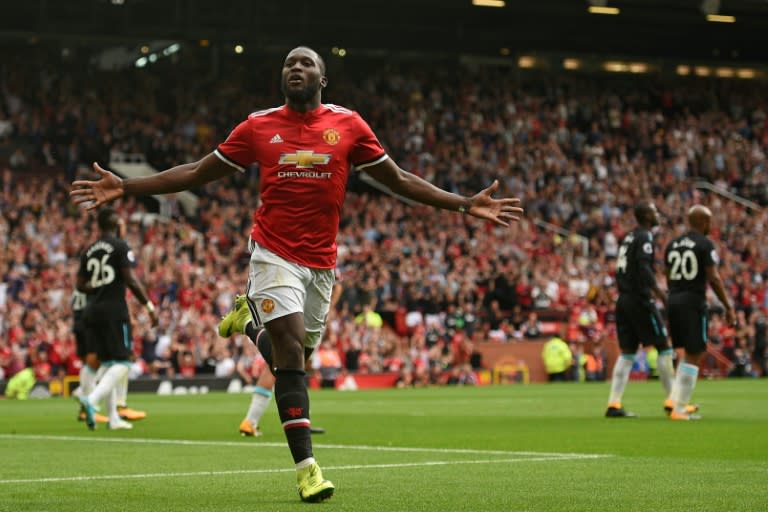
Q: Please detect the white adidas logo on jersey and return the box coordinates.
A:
[269,133,284,144]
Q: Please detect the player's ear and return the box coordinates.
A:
[320,76,328,88]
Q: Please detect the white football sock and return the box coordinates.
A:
[673,362,699,413]
[95,364,107,382]
[296,457,316,470]
[115,369,129,408]
[608,355,635,405]
[78,365,98,397]
[105,388,121,424]
[247,386,273,425]
[657,349,675,397]
[87,364,130,407]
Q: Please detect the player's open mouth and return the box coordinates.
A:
[288,76,303,85]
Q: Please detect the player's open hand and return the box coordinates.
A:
[70,162,125,210]
[466,180,524,227]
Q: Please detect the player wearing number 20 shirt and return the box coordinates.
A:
[664,230,717,354]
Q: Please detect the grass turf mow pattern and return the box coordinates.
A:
[1,379,766,511]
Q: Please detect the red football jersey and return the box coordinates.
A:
[215,104,387,269]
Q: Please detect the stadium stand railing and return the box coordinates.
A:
[700,344,734,379]
[694,181,761,212]
[533,219,589,258]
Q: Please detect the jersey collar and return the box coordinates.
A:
[283,103,324,120]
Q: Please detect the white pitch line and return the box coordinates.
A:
[0,456,605,485]
[0,434,287,449]
[0,434,609,459]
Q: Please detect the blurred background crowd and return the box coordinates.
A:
[1,44,766,390]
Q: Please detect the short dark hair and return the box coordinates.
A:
[97,207,119,231]
[291,46,326,75]
[633,202,655,223]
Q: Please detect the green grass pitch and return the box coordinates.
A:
[1,379,766,511]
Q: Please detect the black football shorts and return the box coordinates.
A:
[667,296,708,354]
[615,294,668,353]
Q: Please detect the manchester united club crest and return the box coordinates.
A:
[322,128,341,145]
[285,407,304,418]
[261,298,275,313]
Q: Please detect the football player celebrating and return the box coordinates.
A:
[71,46,523,503]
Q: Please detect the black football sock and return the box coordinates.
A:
[274,368,313,463]
[245,322,260,345]
[251,327,275,375]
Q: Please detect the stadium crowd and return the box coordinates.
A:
[1,46,767,390]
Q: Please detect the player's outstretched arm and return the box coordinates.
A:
[364,159,523,226]
[70,153,237,210]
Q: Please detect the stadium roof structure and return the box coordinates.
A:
[1,0,768,63]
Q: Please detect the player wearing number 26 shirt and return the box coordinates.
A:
[76,208,158,431]
[77,209,157,363]
[78,210,135,361]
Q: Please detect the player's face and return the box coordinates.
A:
[281,48,326,104]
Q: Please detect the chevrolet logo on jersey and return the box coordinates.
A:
[279,151,331,168]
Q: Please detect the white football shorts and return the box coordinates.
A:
[245,239,335,350]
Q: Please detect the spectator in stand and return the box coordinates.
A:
[213,344,236,379]
[728,346,757,377]
[31,346,52,382]
[521,311,544,339]
[484,299,506,332]
[0,357,5,382]
[508,305,526,333]
[344,338,362,373]
[2,349,26,382]
[445,363,477,385]
[177,351,197,378]
[395,365,415,388]
[585,345,606,382]
[485,319,508,342]
[751,311,767,376]
[313,340,342,389]
[355,303,384,329]
[150,346,176,379]
[235,340,266,386]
